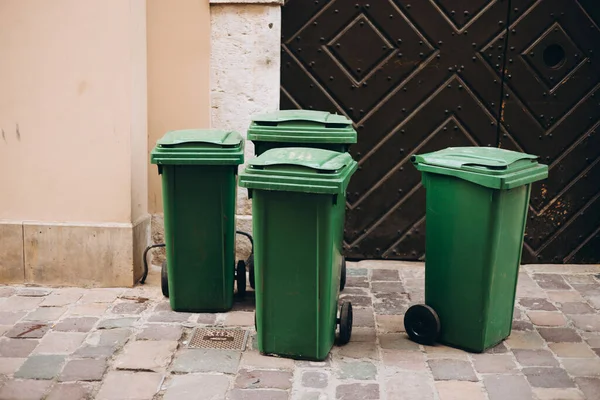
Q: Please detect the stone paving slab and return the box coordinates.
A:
[0,262,598,399]
[14,354,66,380]
[114,340,178,372]
[46,382,96,400]
[59,358,107,382]
[163,374,230,400]
[0,379,53,400]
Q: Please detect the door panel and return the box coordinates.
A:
[280,0,600,263]
[483,0,600,263]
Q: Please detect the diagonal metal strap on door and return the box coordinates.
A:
[281,0,600,263]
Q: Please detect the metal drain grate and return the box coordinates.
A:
[188,328,249,351]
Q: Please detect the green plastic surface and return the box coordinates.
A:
[413,147,548,352]
[239,148,357,195]
[151,129,244,165]
[252,110,350,125]
[150,129,243,312]
[243,148,357,360]
[248,110,357,155]
[157,129,243,147]
[412,147,548,189]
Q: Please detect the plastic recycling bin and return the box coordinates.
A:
[404,147,548,353]
[239,147,358,360]
[150,129,245,312]
[247,109,357,291]
[248,110,357,155]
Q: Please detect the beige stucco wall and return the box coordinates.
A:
[0,0,274,283]
[0,0,150,286]
[147,0,212,215]
[145,0,212,263]
[149,1,283,263]
[0,0,146,223]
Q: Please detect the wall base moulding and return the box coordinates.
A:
[0,216,150,288]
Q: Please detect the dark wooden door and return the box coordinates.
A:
[482,0,600,263]
[280,0,600,263]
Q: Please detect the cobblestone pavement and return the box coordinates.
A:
[1,262,599,400]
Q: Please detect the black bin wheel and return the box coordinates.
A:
[404,304,441,345]
[338,301,353,345]
[236,260,247,297]
[161,261,169,298]
[340,256,347,291]
[248,255,255,289]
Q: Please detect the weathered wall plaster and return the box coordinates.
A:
[0,0,149,286]
[210,2,282,215]
[210,1,282,258]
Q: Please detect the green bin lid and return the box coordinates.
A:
[247,110,357,145]
[412,147,548,189]
[151,129,244,165]
[239,147,358,194]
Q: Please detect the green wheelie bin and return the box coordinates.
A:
[239,147,357,360]
[150,129,245,312]
[248,110,357,155]
[403,147,548,353]
[247,109,357,291]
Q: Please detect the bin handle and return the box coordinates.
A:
[236,231,254,256]
[139,233,253,285]
[140,243,166,285]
